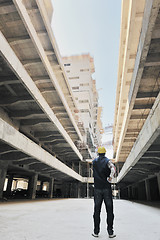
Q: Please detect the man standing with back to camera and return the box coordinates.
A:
[92,146,116,238]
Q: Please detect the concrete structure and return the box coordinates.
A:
[0,199,160,240]
[113,0,160,201]
[0,0,94,200]
[63,54,103,151]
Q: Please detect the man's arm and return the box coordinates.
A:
[107,160,116,181]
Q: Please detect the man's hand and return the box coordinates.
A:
[107,177,112,183]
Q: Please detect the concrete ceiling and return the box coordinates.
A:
[0,0,91,182]
[115,0,160,187]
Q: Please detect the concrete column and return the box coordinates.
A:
[79,162,82,175]
[6,174,13,196]
[0,161,8,199]
[127,187,131,199]
[87,163,90,177]
[78,183,81,198]
[28,173,38,199]
[72,162,75,171]
[156,173,160,197]
[75,183,79,198]
[118,188,120,199]
[117,164,120,175]
[40,181,44,191]
[48,178,54,198]
[87,182,89,198]
[145,179,151,201]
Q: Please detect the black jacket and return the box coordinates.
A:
[93,156,111,189]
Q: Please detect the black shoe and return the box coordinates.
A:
[109,233,116,238]
[108,230,116,238]
[92,232,99,237]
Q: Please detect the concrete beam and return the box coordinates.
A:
[0,117,84,182]
[0,31,82,160]
[21,119,50,126]
[22,59,41,67]
[0,2,16,15]
[117,92,160,183]
[10,110,44,119]
[0,96,34,106]
[136,92,158,98]
[13,0,83,143]
[34,131,59,137]
[0,80,19,86]
[133,103,153,109]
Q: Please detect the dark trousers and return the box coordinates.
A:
[93,188,114,234]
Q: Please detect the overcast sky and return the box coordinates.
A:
[51,0,122,156]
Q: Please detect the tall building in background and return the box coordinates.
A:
[63,54,103,152]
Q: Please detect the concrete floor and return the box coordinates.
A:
[0,199,160,240]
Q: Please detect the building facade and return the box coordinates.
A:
[63,54,103,152]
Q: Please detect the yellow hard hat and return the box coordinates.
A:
[97,146,106,153]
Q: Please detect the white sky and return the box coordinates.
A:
[51,0,122,158]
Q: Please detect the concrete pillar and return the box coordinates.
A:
[118,188,120,199]
[0,161,8,199]
[40,181,44,191]
[78,183,81,198]
[127,187,131,199]
[72,162,75,171]
[87,163,90,177]
[145,179,151,201]
[48,178,54,198]
[28,173,38,199]
[79,162,82,175]
[6,174,13,196]
[87,182,89,198]
[117,164,120,175]
[75,183,79,198]
[157,173,160,197]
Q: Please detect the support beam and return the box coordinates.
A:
[0,96,34,106]
[136,91,158,99]
[22,59,42,67]
[0,145,19,154]
[10,110,44,119]
[0,80,19,86]
[133,104,153,109]
[8,35,31,45]
[34,131,59,137]
[0,117,84,182]
[21,119,50,126]
[130,114,148,119]
[0,2,16,15]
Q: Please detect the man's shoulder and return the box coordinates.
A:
[93,157,98,163]
[103,157,110,163]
